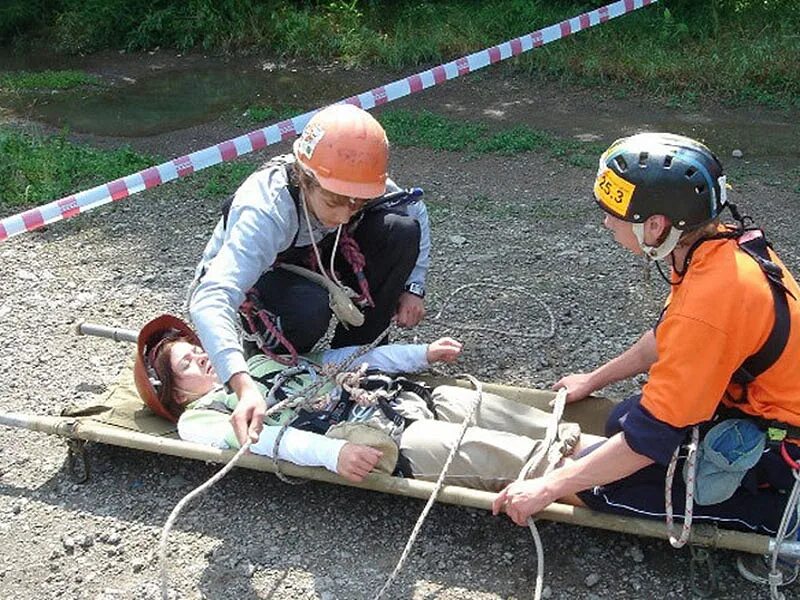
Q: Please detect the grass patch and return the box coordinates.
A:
[0,127,153,212]
[0,126,251,214]
[0,70,102,92]
[193,161,258,199]
[237,104,306,126]
[380,108,603,166]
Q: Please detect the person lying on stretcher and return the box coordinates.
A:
[133,314,600,489]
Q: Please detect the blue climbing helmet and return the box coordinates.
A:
[594,133,727,258]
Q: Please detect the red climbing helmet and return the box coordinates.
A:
[132,314,200,423]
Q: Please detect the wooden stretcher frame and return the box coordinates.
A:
[3,370,798,560]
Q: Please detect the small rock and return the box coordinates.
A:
[541,585,552,599]
[732,149,744,158]
[239,561,256,578]
[449,234,467,246]
[106,532,121,545]
[629,545,644,563]
[167,474,188,489]
[132,560,145,574]
[16,269,36,281]
[77,534,95,549]
[585,572,601,587]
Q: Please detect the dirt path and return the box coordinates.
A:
[0,50,798,600]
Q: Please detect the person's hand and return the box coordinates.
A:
[336,443,384,482]
[552,373,596,404]
[492,479,556,526]
[229,373,267,446]
[426,337,463,363]
[395,292,426,328]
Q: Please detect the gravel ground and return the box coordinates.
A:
[1,57,799,600]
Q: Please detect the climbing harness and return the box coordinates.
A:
[240,289,299,366]
[269,322,395,483]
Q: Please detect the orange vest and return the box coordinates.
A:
[641,236,800,429]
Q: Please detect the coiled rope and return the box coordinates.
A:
[665,425,700,548]
[431,282,556,340]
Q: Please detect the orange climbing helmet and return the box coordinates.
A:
[132,314,200,423]
[293,104,389,199]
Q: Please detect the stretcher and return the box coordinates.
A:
[2,344,796,566]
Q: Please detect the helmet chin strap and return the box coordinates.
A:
[632,223,682,261]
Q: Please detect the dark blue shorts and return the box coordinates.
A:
[576,394,800,535]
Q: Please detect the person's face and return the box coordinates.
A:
[169,341,219,403]
[603,212,643,255]
[305,185,368,227]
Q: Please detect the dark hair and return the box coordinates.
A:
[150,331,192,420]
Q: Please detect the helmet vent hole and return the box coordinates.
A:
[614,156,628,172]
[638,152,649,167]
[663,155,673,168]
[695,184,706,195]
[685,167,697,178]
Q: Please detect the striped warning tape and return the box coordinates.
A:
[0,0,657,242]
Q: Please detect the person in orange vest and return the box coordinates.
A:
[494,134,800,556]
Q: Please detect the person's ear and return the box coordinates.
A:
[644,214,671,245]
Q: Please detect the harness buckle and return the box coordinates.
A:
[767,424,788,446]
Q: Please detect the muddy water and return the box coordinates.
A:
[0,52,367,137]
[1,49,798,167]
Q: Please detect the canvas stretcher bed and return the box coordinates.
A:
[2,363,797,561]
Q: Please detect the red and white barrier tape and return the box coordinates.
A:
[0,0,657,242]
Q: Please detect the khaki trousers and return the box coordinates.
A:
[399,385,581,492]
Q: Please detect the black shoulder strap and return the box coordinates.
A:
[732,230,793,387]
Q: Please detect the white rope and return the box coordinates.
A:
[158,439,252,600]
[518,387,568,600]
[372,374,485,600]
[430,282,556,340]
[768,467,800,600]
[665,425,699,548]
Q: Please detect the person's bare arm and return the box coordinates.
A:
[492,433,653,525]
[553,329,657,402]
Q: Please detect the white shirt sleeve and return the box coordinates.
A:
[320,343,429,374]
[178,409,346,475]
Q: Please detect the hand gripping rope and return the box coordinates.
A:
[0,0,657,242]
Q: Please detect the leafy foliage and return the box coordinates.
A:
[1,1,798,106]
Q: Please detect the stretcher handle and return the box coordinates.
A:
[74,322,138,343]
